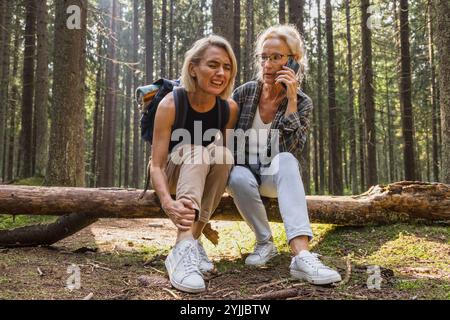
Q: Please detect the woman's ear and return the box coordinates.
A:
[188,63,196,78]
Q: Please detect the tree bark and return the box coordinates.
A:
[160,0,167,78]
[98,0,118,187]
[427,0,439,182]
[279,0,286,24]
[316,0,325,194]
[434,0,450,184]
[19,0,36,179]
[399,0,416,181]
[345,0,357,194]
[1,0,13,181]
[212,0,234,43]
[244,0,254,82]
[0,182,448,227]
[233,0,241,86]
[132,0,141,188]
[6,12,20,182]
[34,0,49,177]
[325,0,343,195]
[360,0,378,188]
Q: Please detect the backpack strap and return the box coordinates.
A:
[172,87,189,130]
[217,98,230,130]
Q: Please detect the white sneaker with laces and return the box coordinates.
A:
[197,239,214,273]
[290,250,342,285]
[245,241,278,266]
[164,239,205,293]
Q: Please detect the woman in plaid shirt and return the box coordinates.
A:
[227,25,341,285]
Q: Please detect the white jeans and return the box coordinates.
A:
[227,152,313,244]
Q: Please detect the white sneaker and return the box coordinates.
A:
[164,239,205,293]
[245,241,278,266]
[197,240,214,273]
[290,250,342,285]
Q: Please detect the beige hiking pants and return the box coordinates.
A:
[165,144,234,223]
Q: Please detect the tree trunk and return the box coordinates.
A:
[124,66,131,188]
[427,0,439,182]
[132,0,141,188]
[99,0,118,187]
[7,13,20,182]
[345,0,357,194]
[0,182,448,230]
[19,0,36,179]
[288,0,305,34]
[316,0,325,194]
[1,0,13,181]
[168,0,174,79]
[212,0,234,43]
[434,0,450,183]
[399,0,416,181]
[145,0,154,84]
[360,0,378,189]
[279,0,286,24]
[325,0,343,195]
[34,0,49,177]
[233,0,241,86]
[160,0,167,78]
[244,0,254,82]
[36,0,97,248]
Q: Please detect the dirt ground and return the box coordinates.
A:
[0,218,448,300]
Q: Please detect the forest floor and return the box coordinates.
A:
[0,215,449,300]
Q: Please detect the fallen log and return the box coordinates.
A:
[0,181,449,225]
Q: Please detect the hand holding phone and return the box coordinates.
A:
[281,57,300,89]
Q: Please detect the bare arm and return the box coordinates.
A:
[222,99,239,146]
[150,94,196,230]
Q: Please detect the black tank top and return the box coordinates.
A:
[169,89,225,152]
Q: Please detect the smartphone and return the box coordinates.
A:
[282,57,300,89]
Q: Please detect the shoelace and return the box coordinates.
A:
[298,253,332,270]
[179,243,202,275]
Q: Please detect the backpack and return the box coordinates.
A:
[135,78,230,198]
[136,78,181,143]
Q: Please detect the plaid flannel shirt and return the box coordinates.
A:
[232,80,313,164]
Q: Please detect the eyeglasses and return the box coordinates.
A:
[256,53,293,63]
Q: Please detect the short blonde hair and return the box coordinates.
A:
[254,24,308,86]
[181,35,237,100]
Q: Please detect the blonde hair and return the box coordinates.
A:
[254,24,308,86]
[180,35,237,100]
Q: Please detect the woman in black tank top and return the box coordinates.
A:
[149,35,239,293]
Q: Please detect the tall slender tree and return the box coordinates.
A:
[434,0,450,183]
[345,0,357,194]
[19,1,36,178]
[233,0,241,86]
[360,0,378,187]
[316,0,325,194]
[279,0,286,24]
[132,0,141,187]
[1,0,13,181]
[212,0,234,43]
[244,0,254,82]
[98,0,118,187]
[398,0,416,181]
[160,0,167,78]
[427,0,439,181]
[325,0,343,195]
[34,0,49,177]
